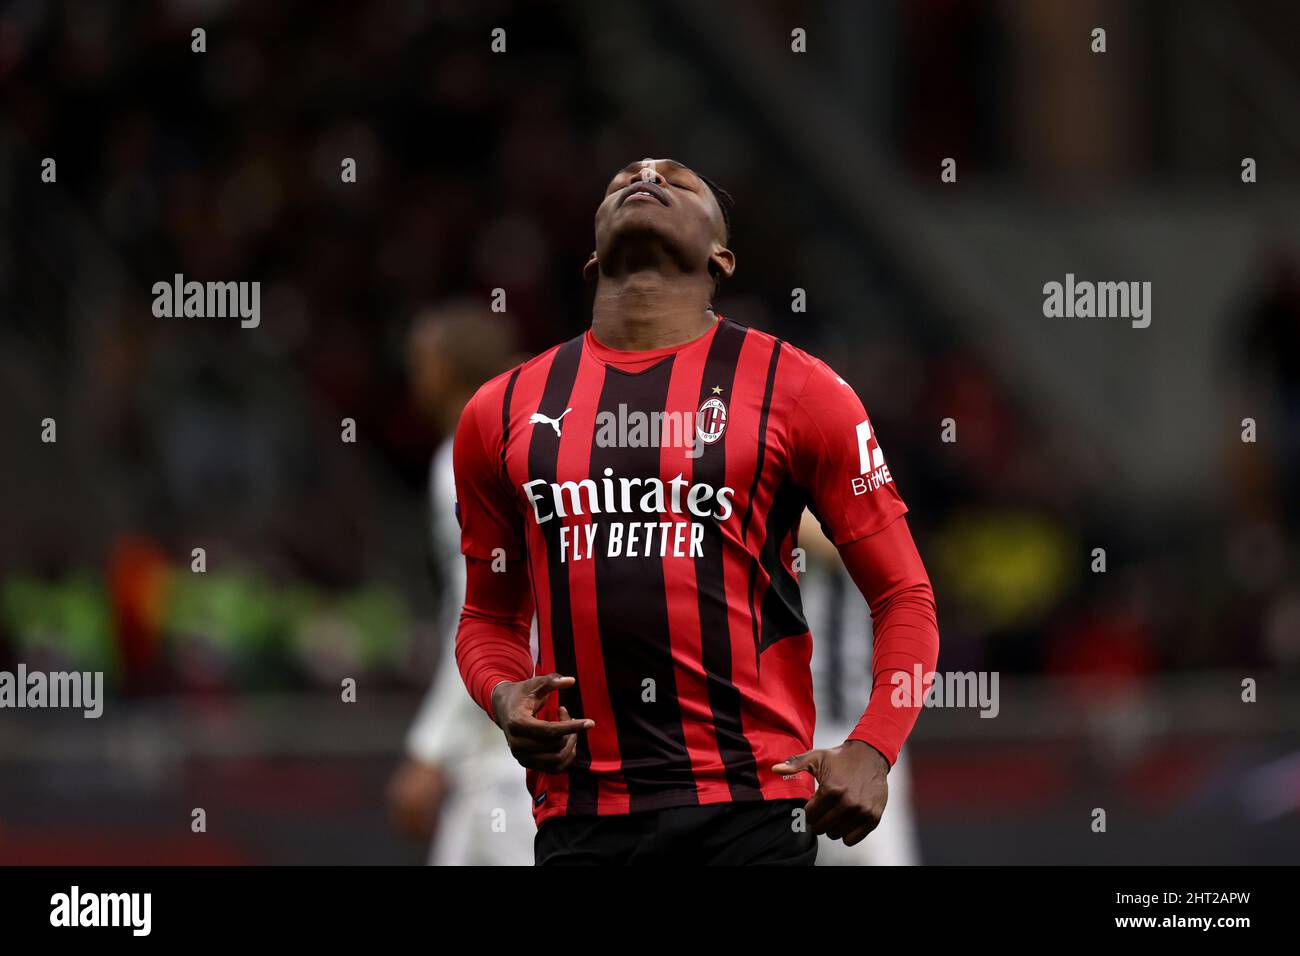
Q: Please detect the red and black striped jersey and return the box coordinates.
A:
[454,316,908,823]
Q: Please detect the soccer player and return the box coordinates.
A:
[453,158,939,865]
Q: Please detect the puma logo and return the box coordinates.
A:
[528,407,572,437]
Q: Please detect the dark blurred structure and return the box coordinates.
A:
[0,0,1297,863]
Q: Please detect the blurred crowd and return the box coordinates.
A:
[0,0,1297,704]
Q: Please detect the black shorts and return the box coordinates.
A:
[534,798,816,866]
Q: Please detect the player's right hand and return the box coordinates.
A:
[490,673,594,772]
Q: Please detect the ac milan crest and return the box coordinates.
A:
[696,396,728,445]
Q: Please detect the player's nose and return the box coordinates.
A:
[638,166,664,185]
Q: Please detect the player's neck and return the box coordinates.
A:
[590,273,717,351]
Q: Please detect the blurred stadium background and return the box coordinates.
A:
[1,0,1298,863]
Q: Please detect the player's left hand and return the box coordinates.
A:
[772,739,889,846]
[386,758,449,842]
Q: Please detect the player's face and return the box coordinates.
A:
[589,158,729,278]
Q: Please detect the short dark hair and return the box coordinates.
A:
[695,171,734,244]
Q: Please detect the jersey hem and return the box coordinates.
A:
[531,780,815,826]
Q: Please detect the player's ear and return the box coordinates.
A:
[708,246,735,283]
[582,251,599,282]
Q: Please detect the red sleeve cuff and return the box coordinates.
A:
[847,718,904,767]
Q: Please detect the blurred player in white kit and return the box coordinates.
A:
[387,304,535,866]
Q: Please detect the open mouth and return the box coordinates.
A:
[620,182,669,207]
